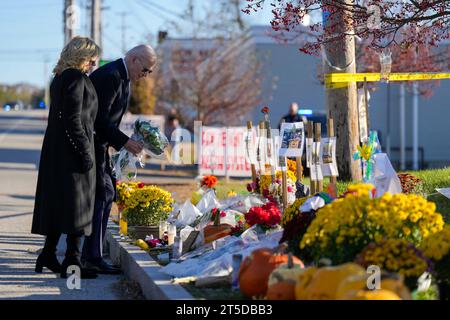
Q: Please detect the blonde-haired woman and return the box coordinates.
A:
[32,36,100,279]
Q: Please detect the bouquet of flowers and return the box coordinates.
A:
[260,170,297,206]
[134,119,169,158]
[420,225,450,286]
[245,202,281,231]
[356,239,433,289]
[111,119,169,180]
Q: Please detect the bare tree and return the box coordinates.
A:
[155,36,264,130]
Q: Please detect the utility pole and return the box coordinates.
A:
[43,56,50,107]
[120,11,127,55]
[91,0,102,50]
[412,46,419,170]
[399,83,406,170]
[322,0,361,181]
[64,0,77,45]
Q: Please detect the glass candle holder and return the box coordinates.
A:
[159,220,168,239]
[167,224,176,245]
[119,211,127,236]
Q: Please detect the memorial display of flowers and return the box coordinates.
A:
[122,185,174,226]
[420,225,450,285]
[258,170,297,205]
[245,202,281,231]
[300,184,445,264]
[355,239,433,282]
[280,198,316,259]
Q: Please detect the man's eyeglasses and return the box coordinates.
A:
[138,58,153,76]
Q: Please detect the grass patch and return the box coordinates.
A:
[405,167,450,219]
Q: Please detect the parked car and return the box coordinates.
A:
[3,101,24,111]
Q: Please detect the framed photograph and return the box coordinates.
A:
[321,137,338,177]
[279,122,305,158]
[310,141,323,181]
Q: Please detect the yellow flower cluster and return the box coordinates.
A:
[282,197,308,226]
[346,183,375,197]
[116,181,142,206]
[300,187,444,263]
[420,225,450,261]
[356,239,430,278]
[123,185,174,213]
[260,170,297,192]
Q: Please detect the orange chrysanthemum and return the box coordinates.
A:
[201,175,218,189]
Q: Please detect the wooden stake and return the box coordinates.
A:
[280,119,288,210]
[247,121,257,185]
[307,121,315,194]
[315,122,323,192]
[259,121,265,196]
[328,118,337,197]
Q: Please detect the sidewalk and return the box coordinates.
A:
[0,110,122,300]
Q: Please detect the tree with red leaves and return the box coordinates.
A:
[243,0,450,55]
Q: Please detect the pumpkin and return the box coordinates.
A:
[266,281,297,300]
[346,289,401,300]
[297,263,365,300]
[335,272,412,300]
[268,262,305,288]
[266,258,305,300]
[295,267,318,300]
[239,248,304,298]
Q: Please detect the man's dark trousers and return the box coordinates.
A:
[81,171,114,263]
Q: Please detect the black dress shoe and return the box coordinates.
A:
[84,259,121,275]
[60,257,98,279]
[35,253,61,273]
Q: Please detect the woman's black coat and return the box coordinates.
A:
[32,68,98,236]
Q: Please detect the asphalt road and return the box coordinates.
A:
[0,110,122,300]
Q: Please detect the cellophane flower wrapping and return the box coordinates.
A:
[111,119,169,180]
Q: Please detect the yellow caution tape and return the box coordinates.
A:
[325,72,450,89]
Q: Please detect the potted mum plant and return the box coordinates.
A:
[122,185,174,239]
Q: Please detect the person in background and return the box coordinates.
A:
[279,102,303,129]
[165,115,182,163]
[32,36,100,279]
[81,45,157,274]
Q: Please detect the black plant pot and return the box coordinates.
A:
[128,225,159,240]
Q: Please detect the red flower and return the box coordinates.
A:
[245,202,281,228]
[201,175,218,189]
[137,182,145,188]
[261,106,270,114]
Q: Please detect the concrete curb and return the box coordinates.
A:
[106,226,194,300]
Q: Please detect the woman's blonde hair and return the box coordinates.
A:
[53,36,101,75]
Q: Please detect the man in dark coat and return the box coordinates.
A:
[279,102,303,129]
[81,45,157,273]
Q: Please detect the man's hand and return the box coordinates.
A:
[124,139,144,156]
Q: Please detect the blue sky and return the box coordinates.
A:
[0,0,273,87]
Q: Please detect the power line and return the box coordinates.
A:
[135,0,180,21]
[138,0,184,19]
[127,0,152,34]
